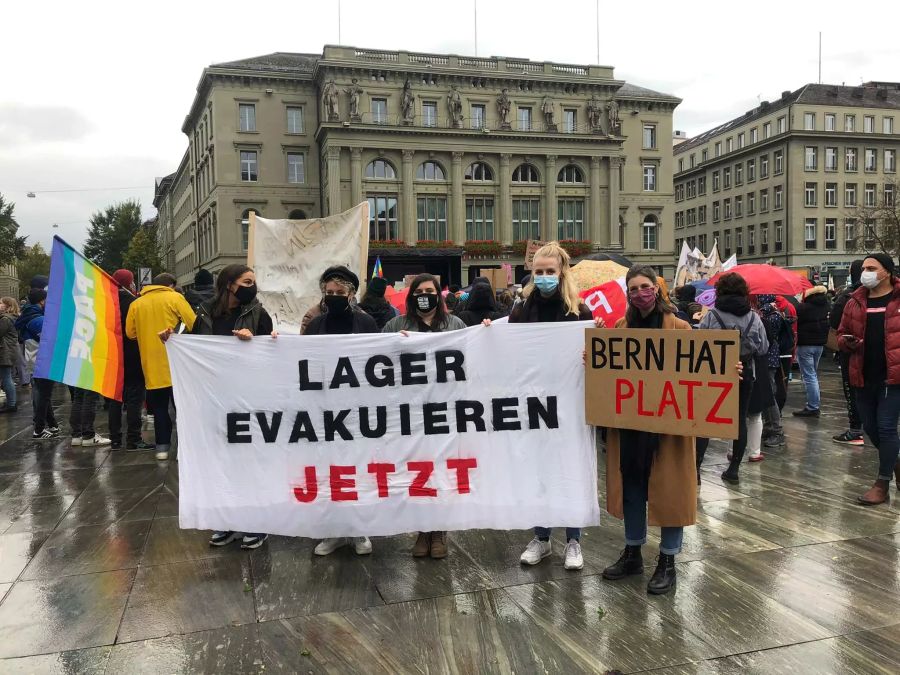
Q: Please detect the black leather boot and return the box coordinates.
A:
[647,553,676,595]
[602,545,643,580]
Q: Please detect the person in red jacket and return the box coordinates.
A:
[837,253,900,505]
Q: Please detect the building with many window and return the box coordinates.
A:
[0,263,18,299]
[674,82,900,284]
[157,45,680,287]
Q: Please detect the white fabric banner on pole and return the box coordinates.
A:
[167,323,599,538]
[251,203,369,334]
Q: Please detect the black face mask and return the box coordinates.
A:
[324,295,350,313]
[415,293,439,313]
[233,283,257,305]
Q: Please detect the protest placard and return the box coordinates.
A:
[524,240,546,270]
[584,328,740,439]
[167,323,599,538]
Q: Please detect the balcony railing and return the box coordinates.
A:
[338,112,606,135]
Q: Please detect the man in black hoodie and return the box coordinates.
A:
[185,269,215,311]
[830,260,864,444]
[792,284,831,417]
[109,270,153,450]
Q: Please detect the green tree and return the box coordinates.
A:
[16,243,52,297]
[122,223,163,279]
[0,193,28,267]
[83,199,143,272]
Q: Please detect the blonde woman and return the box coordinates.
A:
[508,242,598,571]
[0,297,21,412]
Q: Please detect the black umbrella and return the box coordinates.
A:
[587,251,634,267]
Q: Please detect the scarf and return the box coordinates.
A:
[618,309,663,484]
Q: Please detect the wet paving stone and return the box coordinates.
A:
[0,569,134,658]
[0,645,112,674]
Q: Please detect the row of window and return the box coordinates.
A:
[677,222,786,258]
[804,112,895,135]
[803,181,895,208]
[239,151,306,183]
[678,117,788,172]
[239,102,305,134]
[804,146,896,172]
[364,195,660,250]
[677,150,784,200]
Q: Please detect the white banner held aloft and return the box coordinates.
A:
[167,323,599,538]
[251,203,369,333]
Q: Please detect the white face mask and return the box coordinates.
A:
[860,270,882,289]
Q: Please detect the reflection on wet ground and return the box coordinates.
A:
[0,363,898,673]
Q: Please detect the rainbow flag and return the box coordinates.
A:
[34,237,124,401]
[372,256,384,279]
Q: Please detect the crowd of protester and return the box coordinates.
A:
[3,244,900,596]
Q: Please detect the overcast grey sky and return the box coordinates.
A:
[2,0,898,253]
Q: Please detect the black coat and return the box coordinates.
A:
[508,290,592,323]
[118,289,143,384]
[796,288,830,346]
[305,309,378,335]
[184,284,215,311]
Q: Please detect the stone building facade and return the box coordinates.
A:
[674,83,900,284]
[158,45,680,287]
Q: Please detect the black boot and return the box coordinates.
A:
[647,553,676,595]
[602,545,643,580]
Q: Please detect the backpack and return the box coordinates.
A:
[776,313,795,355]
[708,309,755,360]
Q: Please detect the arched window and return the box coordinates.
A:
[240,209,257,251]
[465,162,493,181]
[557,164,584,183]
[512,163,539,183]
[642,215,658,251]
[365,159,397,179]
[288,209,307,220]
[416,161,446,181]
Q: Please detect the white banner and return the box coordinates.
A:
[167,323,599,538]
[250,203,369,334]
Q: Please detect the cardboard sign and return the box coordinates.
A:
[585,328,740,439]
[524,240,547,271]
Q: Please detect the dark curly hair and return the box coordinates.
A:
[714,272,749,298]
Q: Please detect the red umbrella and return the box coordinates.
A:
[709,264,813,295]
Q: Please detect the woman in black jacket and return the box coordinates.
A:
[356,277,399,330]
[164,264,276,551]
[456,283,503,327]
[509,242,599,572]
[793,285,830,417]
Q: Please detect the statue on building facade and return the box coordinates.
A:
[447,85,463,128]
[586,93,603,133]
[323,80,339,121]
[541,96,557,131]
[345,78,364,121]
[606,99,621,135]
[401,79,415,124]
[497,88,511,129]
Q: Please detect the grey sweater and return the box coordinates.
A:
[382,313,467,333]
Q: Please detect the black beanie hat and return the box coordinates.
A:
[368,277,388,296]
[864,252,895,277]
[320,265,360,291]
[675,285,697,302]
[194,268,214,286]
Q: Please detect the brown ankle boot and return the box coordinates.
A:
[412,532,431,557]
[429,531,448,559]
[857,479,891,506]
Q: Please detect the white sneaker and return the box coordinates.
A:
[314,537,346,556]
[70,437,83,446]
[520,537,552,565]
[81,434,111,447]
[353,536,373,555]
[155,450,169,461]
[564,539,584,570]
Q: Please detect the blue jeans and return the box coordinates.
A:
[853,384,900,480]
[534,527,580,542]
[623,476,684,555]
[0,366,15,408]
[797,345,823,410]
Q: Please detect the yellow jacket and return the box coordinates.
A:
[125,285,196,390]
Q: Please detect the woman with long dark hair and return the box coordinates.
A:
[698,272,768,484]
[383,273,466,559]
[162,264,275,550]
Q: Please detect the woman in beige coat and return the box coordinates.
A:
[601,266,698,595]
